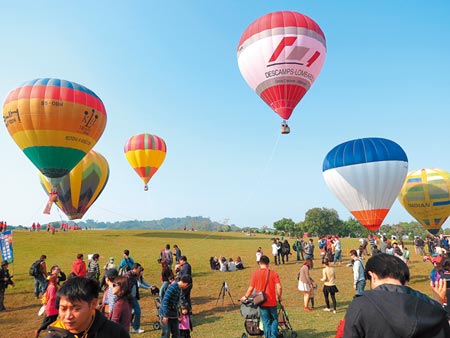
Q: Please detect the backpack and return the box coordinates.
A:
[29,259,41,277]
[118,258,131,276]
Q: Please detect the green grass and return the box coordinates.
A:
[0,230,435,337]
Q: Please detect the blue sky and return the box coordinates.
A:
[1,1,449,229]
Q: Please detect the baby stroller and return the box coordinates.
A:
[240,299,297,338]
[240,299,263,337]
[277,302,297,338]
[150,291,162,330]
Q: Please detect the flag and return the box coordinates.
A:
[0,230,13,263]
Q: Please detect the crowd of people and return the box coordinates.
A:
[0,221,8,232]
[1,233,450,337]
[209,256,244,271]
[1,243,194,338]
[239,234,450,338]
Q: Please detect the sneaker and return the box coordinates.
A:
[303,307,312,312]
[323,308,331,312]
[130,328,145,334]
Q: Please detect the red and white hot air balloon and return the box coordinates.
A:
[237,11,326,134]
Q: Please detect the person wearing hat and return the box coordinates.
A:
[0,260,14,311]
[100,257,118,290]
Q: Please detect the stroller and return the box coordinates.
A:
[240,299,263,337]
[149,289,162,330]
[277,302,296,338]
[240,299,297,338]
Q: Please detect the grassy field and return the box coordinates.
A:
[0,230,434,337]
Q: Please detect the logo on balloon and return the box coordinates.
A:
[82,109,99,128]
[3,109,21,126]
[268,37,321,68]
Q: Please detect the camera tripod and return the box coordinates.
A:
[215,281,235,306]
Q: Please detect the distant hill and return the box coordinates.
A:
[77,216,242,232]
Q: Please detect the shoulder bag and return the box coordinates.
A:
[253,269,271,306]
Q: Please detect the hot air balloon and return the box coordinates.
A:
[323,137,408,232]
[124,133,167,191]
[3,78,107,180]
[39,150,109,220]
[398,168,450,234]
[237,11,326,134]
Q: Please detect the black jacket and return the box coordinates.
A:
[343,284,450,338]
[0,268,13,291]
[44,310,130,338]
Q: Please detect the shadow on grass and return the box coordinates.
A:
[296,328,338,338]
[191,315,223,327]
[192,304,239,327]
[11,303,39,311]
[412,275,431,283]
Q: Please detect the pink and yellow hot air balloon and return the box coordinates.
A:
[39,150,109,220]
[237,11,326,134]
[124,133,167,191]
[398,168,450,234]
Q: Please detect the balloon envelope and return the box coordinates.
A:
[398,168,450,234]
[237,11,326,121]
[124,133,167,190]
[39,150,110,220]
[323,137,408,231]
[3,78,107,178]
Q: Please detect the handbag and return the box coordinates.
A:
[253,270,271,306]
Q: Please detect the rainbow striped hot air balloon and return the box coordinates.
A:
[39,150,109,220]
[323,137,408,232]
[124,133,167,191]
[2,78,107,179]
[398,168,450,235]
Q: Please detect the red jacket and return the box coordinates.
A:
[71,259,87,277]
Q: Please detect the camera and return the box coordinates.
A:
[443,272,450,289]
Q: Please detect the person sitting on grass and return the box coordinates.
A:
[209,257,219,270]
[235,256,244,270]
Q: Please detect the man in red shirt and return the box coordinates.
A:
[241,255,282,338]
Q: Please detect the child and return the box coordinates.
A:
[179,304,192,337]
[256,247,262,264]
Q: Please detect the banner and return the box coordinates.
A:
[0,230,13,263]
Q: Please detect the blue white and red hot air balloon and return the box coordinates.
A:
[323,137,408,231]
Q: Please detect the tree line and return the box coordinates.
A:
[270,207,450,238]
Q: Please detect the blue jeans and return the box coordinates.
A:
[334,250,342,263]
[160,281,169,299]
[355,280,366,296]
[161,317,179,338]
[259,306,278,338]
[132,298,141,330]
[34,276,48,297]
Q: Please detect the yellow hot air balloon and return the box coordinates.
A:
[124,133,167,191]
[3,78,107,179]
[398,168,450,234]
[39,150,109,220]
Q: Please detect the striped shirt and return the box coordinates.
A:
[159,282,180,318]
